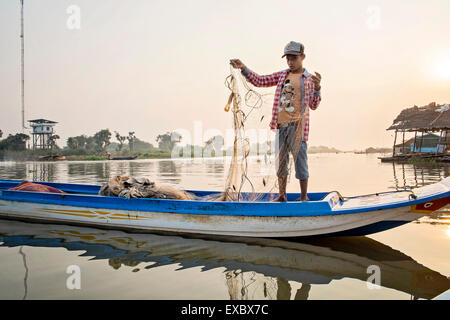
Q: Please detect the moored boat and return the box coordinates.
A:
[109,155,138,160]
[0,178,449,237]
[38,155,66,161]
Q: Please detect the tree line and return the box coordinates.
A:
[0,129,30,151]
[0,128,230,159]
[0,128,186,154]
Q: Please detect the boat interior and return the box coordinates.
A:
[0,180,332,202]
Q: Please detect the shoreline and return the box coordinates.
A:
[0,151,402,163]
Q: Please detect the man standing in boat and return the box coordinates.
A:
[230,41,322,202]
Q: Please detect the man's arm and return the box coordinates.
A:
[241,67,283,88]
[230,59,282,88]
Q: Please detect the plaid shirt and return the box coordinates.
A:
[242,67,321,142]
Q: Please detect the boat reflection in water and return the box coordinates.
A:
[0,219,448,300]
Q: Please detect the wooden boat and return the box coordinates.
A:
[109,155,138,160]
[0,178,449,237]
[38,155,66,161]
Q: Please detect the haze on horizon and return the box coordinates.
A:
[0,0,449,151]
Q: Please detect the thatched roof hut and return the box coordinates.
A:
[387,102,450,132]
[384,102,450,158]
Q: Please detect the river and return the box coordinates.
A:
[0,152,449,299]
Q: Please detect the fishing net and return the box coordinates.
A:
[213,65,305,202]
[99,65,305,202]
[99,176,195,200]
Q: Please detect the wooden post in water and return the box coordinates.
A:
[436,130,443,155]
[446,130,449,153]
[392,129,398,157]
[412,131,417,153]
[402,130,405,154]
[418,131,424,154]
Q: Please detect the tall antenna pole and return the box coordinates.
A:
[20,0,26,132]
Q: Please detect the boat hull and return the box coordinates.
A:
[0,198,428,237]
[0,178,449,237]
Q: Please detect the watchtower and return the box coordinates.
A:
[28,119,57,149]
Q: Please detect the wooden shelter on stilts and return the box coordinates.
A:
[380,102,450,163]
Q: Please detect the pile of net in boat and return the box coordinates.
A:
[98,175,195,200]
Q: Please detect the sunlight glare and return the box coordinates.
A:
[435,59,450,80]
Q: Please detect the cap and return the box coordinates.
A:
[282,41,304,58]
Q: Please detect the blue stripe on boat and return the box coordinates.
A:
[0,180,449,217]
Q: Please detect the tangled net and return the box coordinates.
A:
[217,66,292,202]
[100,65,302,202]
[99,176,195,200]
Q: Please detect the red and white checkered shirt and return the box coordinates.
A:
[242,67,321,142]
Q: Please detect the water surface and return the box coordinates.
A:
[0,153,449,299]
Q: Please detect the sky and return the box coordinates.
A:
[0,0,449,151]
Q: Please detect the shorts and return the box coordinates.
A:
[275,123,309,180]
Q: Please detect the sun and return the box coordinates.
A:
[434,59,450,80]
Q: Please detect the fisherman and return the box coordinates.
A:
[230,41,322,202]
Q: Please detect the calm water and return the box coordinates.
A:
[0,153,449,300]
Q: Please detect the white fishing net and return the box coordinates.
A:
[217,66,304,202]
[99,66,303,202]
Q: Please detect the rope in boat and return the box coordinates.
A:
[329,189,418,202]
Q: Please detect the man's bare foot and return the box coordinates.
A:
[296,195,309,201]
[273,195,287,202]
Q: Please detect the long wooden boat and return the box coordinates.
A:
[0,178,449,237]
[38,155,67,161]
[110,155,138,160]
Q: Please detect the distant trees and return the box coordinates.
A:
[156,132,181,151]
[132,137,154,150]
[204,135,224,157]
[127,132,136,152]
[0,133,30,151]
[67,135,92,150]
[93,129,111,152]
[67,137,79,149]
[115,131,127,152]
[66,129,111,153]
[62,129,189,156]
[204,135,224,149]
[48,134,60,149]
